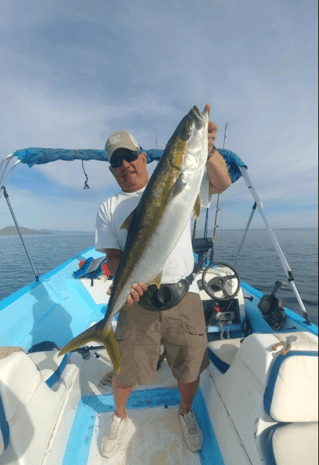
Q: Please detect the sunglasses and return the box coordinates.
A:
[110,150,140,169]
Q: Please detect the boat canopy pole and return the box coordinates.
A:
[0,154,15,195]
[239,166,310,324]
[0,159,21,201]
[233,202,257,267]
[1,186,39,282]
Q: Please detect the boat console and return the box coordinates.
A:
[196,263,246,340]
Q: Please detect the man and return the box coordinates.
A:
[95,118,231,457]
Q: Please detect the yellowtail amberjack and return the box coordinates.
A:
[59,104,210,373]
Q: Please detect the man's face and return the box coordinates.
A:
[109,149,149,193]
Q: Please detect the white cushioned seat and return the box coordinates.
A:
[263,332,318,465]
[266,422,318,465]
[0,348,78,464]
[0,346,26,456]
[264,343,318,423]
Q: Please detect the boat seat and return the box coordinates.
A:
[28,348,69,388]
[262,334,318,464]
[0,347,26,456]
[210,332,318,464]
[265,422,318,465]
[264,334,318,423]
[207,338,243,373]
[0,347,78,464]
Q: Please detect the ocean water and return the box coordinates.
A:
[0,228,317,325]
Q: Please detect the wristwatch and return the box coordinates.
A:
[207,146,217,160]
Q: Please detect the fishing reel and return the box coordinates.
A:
[202,262,241,301]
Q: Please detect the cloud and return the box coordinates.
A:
[0,0,317,231]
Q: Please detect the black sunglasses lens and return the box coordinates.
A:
[111,151,139,168]
[126,151,139,162]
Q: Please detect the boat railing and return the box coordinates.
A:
[238,166,310,324]
[0,153,39,281]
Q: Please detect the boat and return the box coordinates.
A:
[0,145,318,465]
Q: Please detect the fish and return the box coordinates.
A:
[59,104,210,373]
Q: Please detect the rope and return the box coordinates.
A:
[81,160,90,189]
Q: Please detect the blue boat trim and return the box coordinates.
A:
[207,348,230,373]
[0,394,10,451]
[0,246,96,313]
[63,387,225,465]
[45,354,69,388]
[284,308,318,335]
[265,423,286,465]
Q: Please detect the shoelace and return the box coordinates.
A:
[181,410,198,435]
[108,415,121,440]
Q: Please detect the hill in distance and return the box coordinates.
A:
[0,226,93,236]
[0,226,51,236]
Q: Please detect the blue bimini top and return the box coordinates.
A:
[13,147,247,184]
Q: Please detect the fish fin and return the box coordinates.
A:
[148,271,163,289]
[58,320,121,374]
[172,173,186,198]
[193,195,201,220]
[121,209,136,231]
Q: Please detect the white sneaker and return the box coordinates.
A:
[179,409,203,452]
[101,412,128,458]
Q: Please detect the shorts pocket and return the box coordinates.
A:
[185,322,206,336]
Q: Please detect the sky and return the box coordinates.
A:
[0,0,317,232]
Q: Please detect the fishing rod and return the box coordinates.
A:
[211,123,228,258]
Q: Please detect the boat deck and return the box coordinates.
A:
[61,348,224,465]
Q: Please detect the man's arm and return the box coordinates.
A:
[103,248,147,306]
[206,122,232,195]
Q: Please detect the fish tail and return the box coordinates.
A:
[58,320,121,374]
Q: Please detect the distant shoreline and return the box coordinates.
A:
[0,226,93,236]
[0,225,316,237]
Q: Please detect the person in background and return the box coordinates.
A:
[95,117,231,458]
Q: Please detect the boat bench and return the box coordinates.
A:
[263,334,318,465]
[208,331,318,465]
[0,346,79,464]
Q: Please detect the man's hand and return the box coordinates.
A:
[206,120,232,194]
[104,248,147,306]
[107,282,147,306]
[208,121,218,155]
[126,282,147,306]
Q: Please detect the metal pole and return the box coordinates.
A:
[211,195,220,248]
[0,155,15,189]
[233,202,257,267]
[0,160,21,200]
[204,208,209,238]
[239,166,310,323]
[1,186,39,282]
[211,123,228,254]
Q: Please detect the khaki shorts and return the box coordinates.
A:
[114,292,209,386]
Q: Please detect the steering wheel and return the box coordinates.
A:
[202,262,241,301]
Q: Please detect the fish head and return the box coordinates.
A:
[168,104,210,172]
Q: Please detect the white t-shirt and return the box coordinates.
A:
[95,170,212,293]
